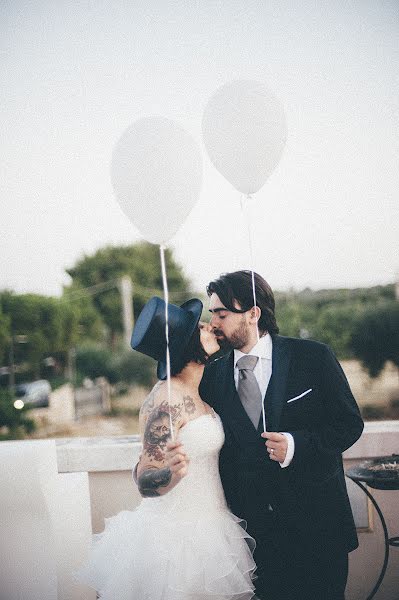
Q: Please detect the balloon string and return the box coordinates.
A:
[159,244,174,441]
[240,194,266,433]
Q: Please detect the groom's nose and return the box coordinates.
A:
[209,314,218,329]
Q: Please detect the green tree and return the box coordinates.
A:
[0,389,35,439]
[276,294,316,339]
[351,303,399,377]
[0,305,10,365]
[312,305,360,357]
[60,293,105,345]
[75,345,116,382]
[113,350,155,387]
[275,297,302,338]
[0,292,94,379]
[275,284,395,359]
[65,242,192,344]
[75,344,155,387]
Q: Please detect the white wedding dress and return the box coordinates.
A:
[76,412,257,599]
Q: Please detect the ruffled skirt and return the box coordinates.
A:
[75,500,257,600]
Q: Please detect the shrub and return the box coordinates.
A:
[0,389,35,439]
[361,404,386,421]
[75,345,155,387]
[351,303,399,377]
[75,346,117,382]
[113,351,156,387]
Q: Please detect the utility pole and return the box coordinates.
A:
[119,276,134,349]
[66,347,76,383]
[9,335,15,397]
[8,333,28,396]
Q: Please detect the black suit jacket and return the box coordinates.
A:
[199,335,364,553]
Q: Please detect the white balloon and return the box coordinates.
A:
[111,117,203,245]
[202,80,287,195]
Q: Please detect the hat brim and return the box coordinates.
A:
[157,298,203,380]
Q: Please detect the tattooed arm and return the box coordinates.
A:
[136,386,189,497]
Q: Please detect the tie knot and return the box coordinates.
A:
[237,355,258,372]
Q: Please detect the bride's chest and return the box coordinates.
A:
[179,415,224,458]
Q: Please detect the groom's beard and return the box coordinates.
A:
[213,319,249,351]
[213,336,233,352]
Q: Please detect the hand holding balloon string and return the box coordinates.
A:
[261,431,288,463]
[165,438,190,480]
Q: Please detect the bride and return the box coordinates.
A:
[76,296,257,600]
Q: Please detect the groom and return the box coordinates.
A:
[199,270,364,600]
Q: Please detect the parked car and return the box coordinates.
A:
[15,380,51,408]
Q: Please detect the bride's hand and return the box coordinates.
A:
[165,440,189,480]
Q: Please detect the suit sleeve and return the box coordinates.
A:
[290,345,364,469]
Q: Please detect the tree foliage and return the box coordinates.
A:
[0,389,35,439]
[113,350,155,387]
[0,291,103,379]
[0,306,10,365]
[351,303,399,377]
[275,284,396,359]
[65,242,192,342]
[1,250,396,389]
[76,345,155,387]
[75,346,116,382]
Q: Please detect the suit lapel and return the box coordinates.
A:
[259,335,292,433]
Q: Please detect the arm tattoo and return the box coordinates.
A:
[138,400,182,497]
[143,401,177,461]
[138,467,172,497]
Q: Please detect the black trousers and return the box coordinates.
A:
[249,519,349,600]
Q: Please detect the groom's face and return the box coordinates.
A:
[208,293,250,350]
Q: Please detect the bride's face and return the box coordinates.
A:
[198,322,220,356]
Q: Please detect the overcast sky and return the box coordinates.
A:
[1,0,398,297]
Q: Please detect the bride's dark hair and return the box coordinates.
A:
[172,326,209,376]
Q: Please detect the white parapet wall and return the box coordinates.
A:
[55,422,399,600]
[0,440,95,600]
[2,422,398,600]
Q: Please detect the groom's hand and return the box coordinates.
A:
[261,432,288,463]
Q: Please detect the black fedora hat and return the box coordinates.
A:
[131,296,203,380]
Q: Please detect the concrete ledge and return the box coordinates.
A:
[56,435,141,473]
[55,421,399,474]
[343,421,399,459]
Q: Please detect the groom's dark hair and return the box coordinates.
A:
[207,270,279,335]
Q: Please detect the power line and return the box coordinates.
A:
[62,280,204,302]
[62,279,120,300]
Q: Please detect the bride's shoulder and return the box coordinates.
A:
[140,382,162,415]
[140,380,184,418]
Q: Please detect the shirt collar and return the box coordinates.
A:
[234,333,272,368]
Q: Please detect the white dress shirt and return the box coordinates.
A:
[234,334,295,468]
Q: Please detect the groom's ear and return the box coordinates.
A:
[249,306,261,322]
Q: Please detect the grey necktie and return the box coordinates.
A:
[237,355,262,428]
